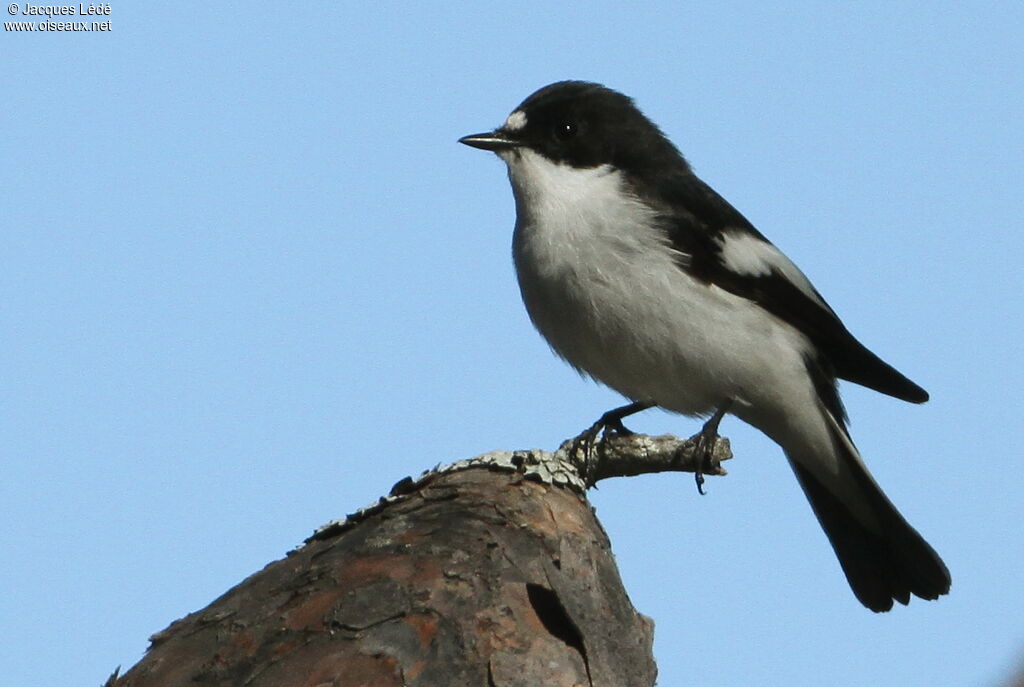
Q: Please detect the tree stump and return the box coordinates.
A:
[108,436,730,687]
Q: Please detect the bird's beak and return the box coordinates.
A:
[458,130,519,152]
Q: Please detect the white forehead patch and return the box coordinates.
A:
[504,109,528,131]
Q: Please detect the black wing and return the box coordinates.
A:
[645,171,928,405]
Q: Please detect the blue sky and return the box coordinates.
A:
[3,3,1022,686]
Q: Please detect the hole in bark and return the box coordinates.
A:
[525,583,586,658]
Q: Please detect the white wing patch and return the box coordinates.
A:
[504,109,528,131]
[717,230,827,308]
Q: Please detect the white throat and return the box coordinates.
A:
[501,149,663,250]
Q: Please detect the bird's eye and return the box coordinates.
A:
[555,121,577,140]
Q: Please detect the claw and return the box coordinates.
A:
[691,400,732,494]
[568,400,655,483]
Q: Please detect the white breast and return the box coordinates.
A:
[502,149,817,422]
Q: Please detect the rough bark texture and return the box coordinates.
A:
[109,437,729,687]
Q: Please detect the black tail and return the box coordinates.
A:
[790,423,950,612]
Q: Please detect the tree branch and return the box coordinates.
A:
[561,431,732,484]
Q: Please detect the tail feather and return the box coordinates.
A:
[792,462,950,611]
[788,409,950,612]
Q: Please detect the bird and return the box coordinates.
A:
[458,80,950,612]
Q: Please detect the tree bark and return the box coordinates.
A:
[108,434,729,687]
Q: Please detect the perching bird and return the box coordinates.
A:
[459,80,950,612]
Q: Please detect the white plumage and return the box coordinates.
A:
[505,148,838,472]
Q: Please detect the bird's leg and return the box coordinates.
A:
[692,400,732,495]
[594,400,656,437]
[569,400,656,476]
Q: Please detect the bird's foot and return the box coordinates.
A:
[689,401,732,495]
[568,401,655,483]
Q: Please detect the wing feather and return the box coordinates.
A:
[641,172,928,403]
